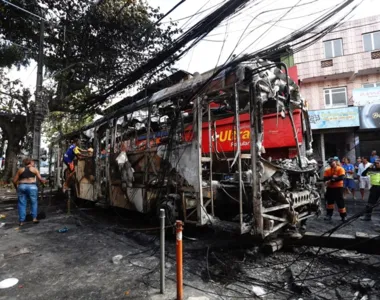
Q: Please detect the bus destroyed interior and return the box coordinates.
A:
[52,59,321,239]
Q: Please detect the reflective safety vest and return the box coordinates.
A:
[368,171,380,186]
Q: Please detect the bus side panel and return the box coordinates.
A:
[76,160,96,201]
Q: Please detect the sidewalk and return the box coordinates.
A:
[1,194,380,299]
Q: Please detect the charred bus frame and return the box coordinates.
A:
[51,60,320,239]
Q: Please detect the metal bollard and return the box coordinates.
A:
[67,188,71,215]
[160,209,165,294]
[176,220,183,300]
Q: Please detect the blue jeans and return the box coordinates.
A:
[17,183,38,222]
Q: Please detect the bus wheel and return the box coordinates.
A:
[157,195,180,226]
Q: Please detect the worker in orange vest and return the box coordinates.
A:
[323,156,347,222]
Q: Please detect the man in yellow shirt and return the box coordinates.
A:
[323,157,346,222]
[360,159,380,221]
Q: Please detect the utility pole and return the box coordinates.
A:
[32,20,45,170]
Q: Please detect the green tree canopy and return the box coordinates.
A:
[0,69,33,181]
[0,0,180,114]
[0,0,180,179]
[43,112,94,144]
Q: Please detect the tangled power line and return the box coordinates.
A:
[75,0,359,113]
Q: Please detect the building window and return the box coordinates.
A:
[324,39,343,58]
[363,82,380,88]
[363,31,380,52]
[324,87,347,107]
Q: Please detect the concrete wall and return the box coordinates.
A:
[295,15,380,81]
[302,74,380,110]
[295,16,380,164]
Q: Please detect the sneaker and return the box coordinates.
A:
[341,217,346,222]
[324,215,332,221]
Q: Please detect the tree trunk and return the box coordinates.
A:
[0,114,27,183]
[2,138,20,183]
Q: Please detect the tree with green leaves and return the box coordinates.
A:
[0,69,33,181]
[0,0,180,113]
[0,0,180,180]
[43,112,94,143]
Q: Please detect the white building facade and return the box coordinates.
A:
[294,15,380,164]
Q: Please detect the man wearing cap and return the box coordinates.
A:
[323,157,347,221]
[370,150,379,164]
[62,138,90,192]
[360,159,380,221]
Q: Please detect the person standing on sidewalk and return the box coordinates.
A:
[342,157,356,200]
[323,157,347,222]
[370,150,379,164]
[360,159,380,221]
[354,157,362,176]
[12,158,48,226]
[358,157,372,201]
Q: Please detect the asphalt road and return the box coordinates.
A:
[1,190,380,300]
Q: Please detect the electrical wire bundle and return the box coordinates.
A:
[57,0,364,140]
[80,0,362,114]
[79,0,255,112]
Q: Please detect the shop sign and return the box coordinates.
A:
[360,104,380,129]
[308,107,360,130]
[353,87,380,106]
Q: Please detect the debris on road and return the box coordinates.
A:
[252,285,266,297]
[359,278,376,290]
[335,287,354,300]
[6,248,32,258]
[0,278,19,289]
[1,189,380,300]
[112,254,123,265]
[57,226,68,233]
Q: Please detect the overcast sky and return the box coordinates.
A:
[149,0,377,73]
[8,0,378,91]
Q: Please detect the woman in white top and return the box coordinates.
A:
[358,157,372,201]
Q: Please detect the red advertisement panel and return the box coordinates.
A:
[184,110,303,154]
[288,65,298,83]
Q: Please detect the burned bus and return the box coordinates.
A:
[51,59,321,239]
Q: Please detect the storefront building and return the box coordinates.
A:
[293,15,380,163]
[309,107,360,164]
